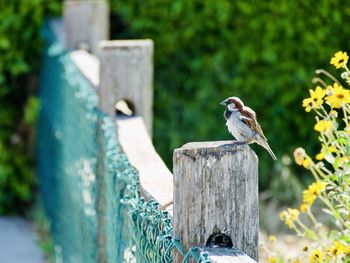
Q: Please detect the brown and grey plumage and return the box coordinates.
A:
[221,96,277,160]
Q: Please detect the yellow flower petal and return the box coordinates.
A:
[268,256,277,263]
[314,120,333,132]
[300,203,309,213]
[310,248,324,263]
[328,145,336,153]
[325,83,350,108]
[268,235,276,242]
[302,158,311,169]
[329,241,346,256]
[314,86,326,99]
[345,126,350,135]
[315,152,324,161]
[303,181,326,206]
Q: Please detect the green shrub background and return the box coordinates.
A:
[110,0,350,197]
[1,0,350,213]
[0,1,61,214]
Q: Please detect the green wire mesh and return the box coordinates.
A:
[38,20,211,263]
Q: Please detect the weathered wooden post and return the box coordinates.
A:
[63,0,109,55]
[173,141,259,262]
[98,40,154,135]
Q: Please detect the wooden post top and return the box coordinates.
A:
[177,140,257,153]
[99,39,153,48]
[174,141,258,161]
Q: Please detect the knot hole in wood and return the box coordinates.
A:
[206,232,233,248]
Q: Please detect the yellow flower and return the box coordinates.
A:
[294,147,306,165]
[279,211,287,220]
[345,126,350,135]
[303,244,309,252]
[302,157,311,169]
[325,83,350,108]
[327,145,337,153]
[314,120,333,132]
[268,235,276,242]
[330,51,349,69]
[345,245,350,255]
[280,208,299,228]
[302,86,326,112]
[302,98,314,112]
[329,110,338,118]
[329,241,346,256]
[287,208,299,228]
[310,248,324,263]
[340,156,349,165]
[316,152,324,161]
[300,203,309,213]
[303,181,327,206]
[311,86,326,103]
[268,256,277,263]
[285,219,293,228]
[288,208,300,220]
[293,260,300,263]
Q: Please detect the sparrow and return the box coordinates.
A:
[220,96,277,160]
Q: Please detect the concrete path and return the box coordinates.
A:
[0,217,44,263]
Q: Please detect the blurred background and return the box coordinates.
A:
[1,0,349,250]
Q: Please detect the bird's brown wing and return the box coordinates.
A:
[240,106,267,140]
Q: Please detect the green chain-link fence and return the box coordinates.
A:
[38,21,210,263]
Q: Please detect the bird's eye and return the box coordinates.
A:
[227,103,236,111]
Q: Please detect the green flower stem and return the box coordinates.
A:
[295,218,317,240]
[310,166,322,181]
[312,165,328,180]
[344,65,350,74]
[312,77,328,88]
[319,194,348,230]
[320,105,329,118]
[316,69,341,85]
[291,222,304,237]
[319,166,333,176]
[307,209,319,227]
[343,105,349,126]
[314,109,327,119]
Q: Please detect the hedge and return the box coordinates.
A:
[111,0,350,197]
[0,0,60,214]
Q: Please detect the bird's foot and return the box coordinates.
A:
[221,141,249,147]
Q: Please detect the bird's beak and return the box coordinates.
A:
[220,100,226,106]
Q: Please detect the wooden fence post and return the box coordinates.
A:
[173,141,259,261]
[98,40,154,135]
[63,0,109,55]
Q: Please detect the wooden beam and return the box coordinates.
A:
[117,116,173,213]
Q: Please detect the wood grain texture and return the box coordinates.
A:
[64,0,109,55]
[98,40,154,135]
[173,141,258,261]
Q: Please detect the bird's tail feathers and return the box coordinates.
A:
[258,140,277,161]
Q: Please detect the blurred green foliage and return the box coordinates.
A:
[111,0,350,198]
[0,0,61,214]
[2,0,350,212]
